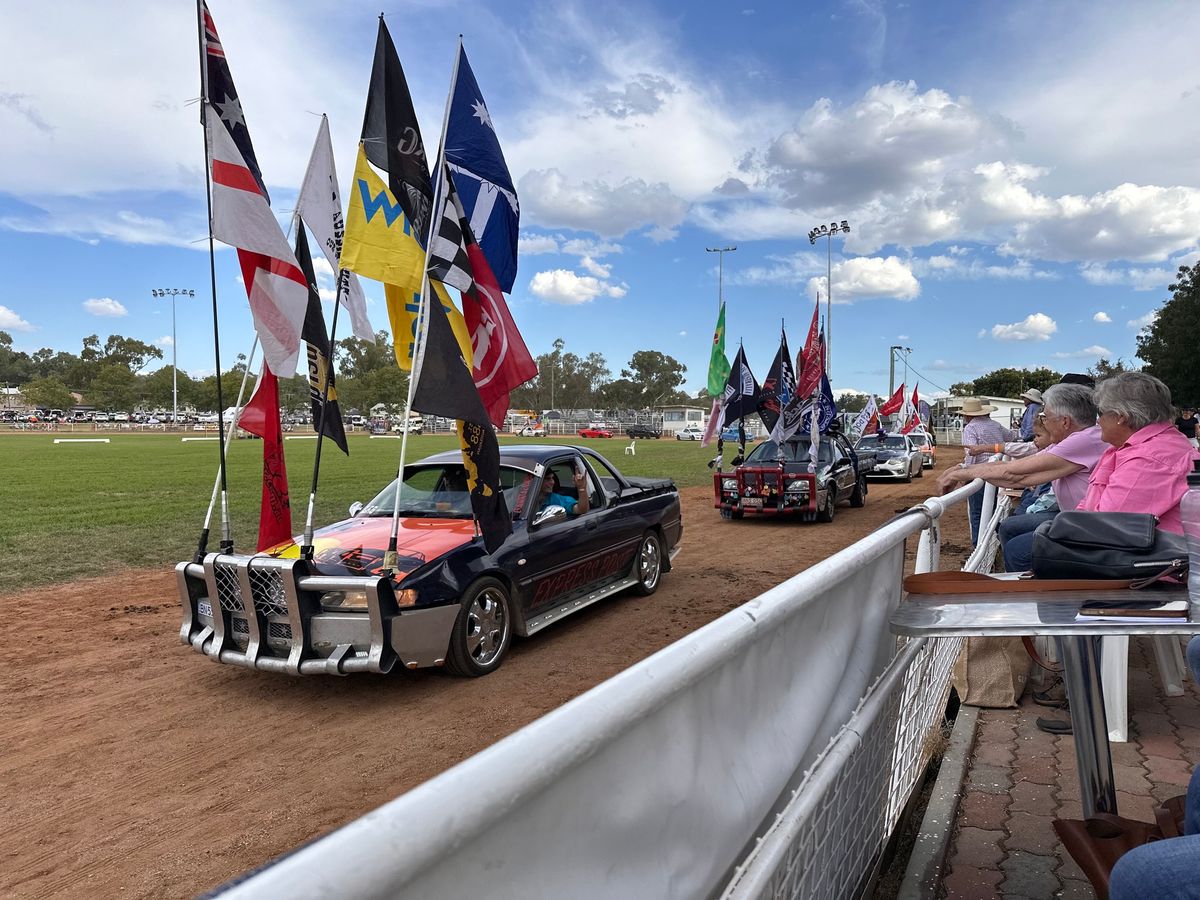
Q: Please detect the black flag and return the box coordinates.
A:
[757,333,796,432]
[293,228,349,455]
[411,299,511,554]
[361,18,433,243]
[721,346,761,428]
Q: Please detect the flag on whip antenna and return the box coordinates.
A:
[757,329,796,433]
[879,383,906,416]
[794,300,822,401]
[700,303,731,447]
[441,43,520,292]
[720,345,761,428]
[428,163,537,427]
[294,227,349,455]
[296,114,375,342]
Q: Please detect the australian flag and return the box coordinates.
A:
[757,332,795,433]
[201,3,268,202]
[442,44,519,293]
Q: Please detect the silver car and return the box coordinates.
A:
[855,433,924,482]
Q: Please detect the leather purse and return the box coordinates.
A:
[1030,511,1189,581]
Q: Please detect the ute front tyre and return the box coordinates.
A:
[445,577,512,677]
[632,531,663,596]
[816,487,837,523]
[849,475,867,508]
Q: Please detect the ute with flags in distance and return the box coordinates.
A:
[174,445,681,677]
[713,428,870,523]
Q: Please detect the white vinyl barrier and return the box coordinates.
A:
[219,483,980,900]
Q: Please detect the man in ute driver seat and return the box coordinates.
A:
[539,466,590,516]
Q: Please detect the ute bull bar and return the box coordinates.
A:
[713,466,819,516]
[176,553,458,676]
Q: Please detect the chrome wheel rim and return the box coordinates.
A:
[465,587,508,666]
[639,536,661,590]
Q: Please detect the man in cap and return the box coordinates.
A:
[1019,388,1044,441]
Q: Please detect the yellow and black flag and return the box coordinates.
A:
[294,227,349,454]
[411,295,511,554]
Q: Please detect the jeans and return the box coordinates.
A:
[998,510,1058,572]
[1108,637,1200,899]
[1108,765,1200,899]
[968,490,983,545]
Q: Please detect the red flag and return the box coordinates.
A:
[910,382,920,414]
[238,365,293,551]
[795,301,822,399]
[879,383,906,416]
[462,242,537,426]
[866,410,880,434]
[901,412,921,434]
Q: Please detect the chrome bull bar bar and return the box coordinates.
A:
[176,553,398,675]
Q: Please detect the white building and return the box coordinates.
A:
[658,404,708,435]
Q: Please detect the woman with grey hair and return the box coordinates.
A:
[1078,371,1199,533]
[938,382,1109,569]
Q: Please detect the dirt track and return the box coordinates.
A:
[3,458,971,898]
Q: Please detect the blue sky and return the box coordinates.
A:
[2,0,1198,398]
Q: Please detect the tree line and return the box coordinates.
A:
[2,330,694,416]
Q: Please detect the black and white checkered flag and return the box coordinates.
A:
[427,167,474,294]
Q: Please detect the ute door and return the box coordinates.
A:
[516,454,635,619]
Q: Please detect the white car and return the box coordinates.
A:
[675,425,704,441]
[518,423,546,437]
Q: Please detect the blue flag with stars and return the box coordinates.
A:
[443,44,520,292]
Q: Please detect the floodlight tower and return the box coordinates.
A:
[808,220,850,380]
[150,288,195,426]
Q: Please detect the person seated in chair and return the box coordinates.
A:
[538,468,590,516]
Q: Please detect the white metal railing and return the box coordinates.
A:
[215,482,982,900]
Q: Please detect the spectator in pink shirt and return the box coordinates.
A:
[1079,372,1200,534]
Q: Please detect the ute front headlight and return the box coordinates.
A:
[319,589,370,611]
[721,478,738,491]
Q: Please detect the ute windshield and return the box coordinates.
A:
[360,464,536,519]
[746,438,833,466]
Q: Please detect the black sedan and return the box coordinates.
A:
[175,446,682,678]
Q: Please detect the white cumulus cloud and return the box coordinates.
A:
[807,256,921,303]
[1051,345,1111,359]
[155,335,174,347]
[990,312,1057,341]
[0,305,34,332]
[1093,311,1112,323]
[1127,310,1158,330]
[519,168,688,238]
[83,297,127,317]
[529,269,628,305]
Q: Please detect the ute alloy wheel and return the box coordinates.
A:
[445,577,512,677]
[633,531,663,596]
[816,487,837,523]
[849,475,866,508]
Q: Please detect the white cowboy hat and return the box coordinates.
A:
[1020,388,1043,404]
[959,397,997,416]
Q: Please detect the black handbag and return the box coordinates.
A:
[1030,511,1189,580]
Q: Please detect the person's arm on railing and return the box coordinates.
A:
[937,451,1082,495]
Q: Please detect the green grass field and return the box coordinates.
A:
[1,432,719,592]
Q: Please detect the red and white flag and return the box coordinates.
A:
[207,106,308,376]
[879,383,906,416]
[794,301,822,400]
[238,363,293,551]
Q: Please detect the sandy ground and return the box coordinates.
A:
[2,456,971,898]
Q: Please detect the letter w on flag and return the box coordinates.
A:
[427,165,537,426]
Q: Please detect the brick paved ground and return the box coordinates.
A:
[942,638,1200,899]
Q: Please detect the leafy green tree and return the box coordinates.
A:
[835,392,871,414]
[1088,357,1136,379]
[0,331,34,384]
[87,363,139,411]
[21,376,75,411]
[336,330,392,379]
[1136,264,1200,404]
[621,350,686,407]
[949,380,975,396]
[141,366,198,410]
[969,366,1061,398]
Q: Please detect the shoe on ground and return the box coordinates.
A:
[1033,689,1069,709]
[1036,716,1073,735]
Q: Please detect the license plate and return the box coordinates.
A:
[742,497,763,508]
[198,600,213,618]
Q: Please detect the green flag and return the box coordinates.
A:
[707,303,731,396]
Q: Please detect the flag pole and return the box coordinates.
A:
[195,335,260,562]
[382,33,463,575]
[196,0,234,554]
[300,259,343,557]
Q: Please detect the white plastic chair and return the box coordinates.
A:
[1101,635,1187,742]
[624,441,636,456]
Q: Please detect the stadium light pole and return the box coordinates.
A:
[706,245,737,312]
[151,288,195,427]
[808,220,850,381]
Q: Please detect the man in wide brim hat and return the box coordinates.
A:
[1018,388,1044,441]
[959,397,997,417]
